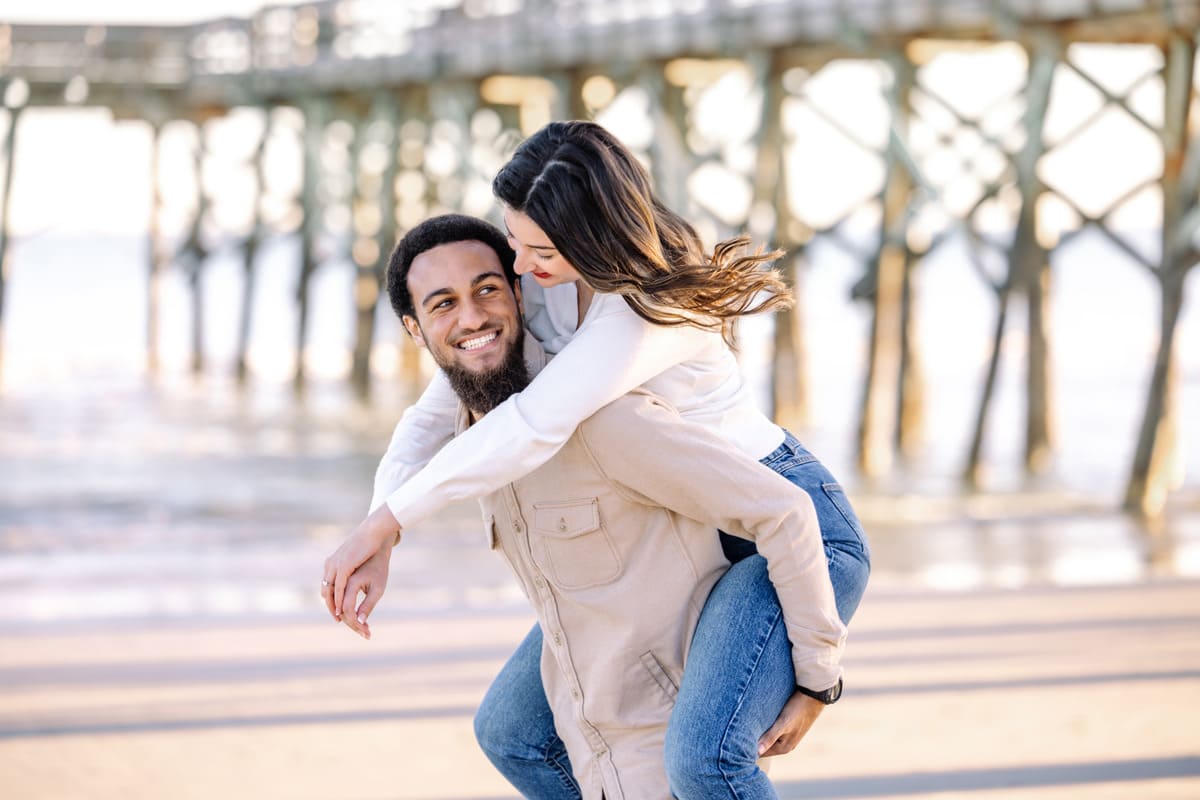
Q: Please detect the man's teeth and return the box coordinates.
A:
[458,332,498,351]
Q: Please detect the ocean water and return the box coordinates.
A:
[0,229,1198,624]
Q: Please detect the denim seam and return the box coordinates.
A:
[760,454,815,471]
[820,484,869,555]
[541,737,583,797]
[548,751,582,797]
[714,604,784,799]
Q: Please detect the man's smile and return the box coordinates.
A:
[456,331,500,351]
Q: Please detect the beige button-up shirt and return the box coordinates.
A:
[461,350,846,799]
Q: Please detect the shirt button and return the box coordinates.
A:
[511,520,521,531]
[552,632,562,645]
[534,576,546,588]
[571,689,580,699]
[557,518,568,531]
[595,747,607,757]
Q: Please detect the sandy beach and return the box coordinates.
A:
[1,376,1198,799]
[2,577,1198,799]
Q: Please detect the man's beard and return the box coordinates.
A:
[438,327,531,415]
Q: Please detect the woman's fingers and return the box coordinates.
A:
[329,542,361,618]
[340,577,370,638]
[320,557,337,618]
[324,507,401,622]
[333,562,349,619]
[355,580,383,627]
[332,542,367,617]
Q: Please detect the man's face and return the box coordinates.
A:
[403,240,527,413]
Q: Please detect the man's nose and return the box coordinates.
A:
[457,298,488,329]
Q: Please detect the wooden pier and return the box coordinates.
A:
[0,0,1197,514]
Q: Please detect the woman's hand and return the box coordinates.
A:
[757,691,825,757]
[337,542,393,640]
[322,504,402,620]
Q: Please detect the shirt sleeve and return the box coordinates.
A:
[578,393,847,692]
[384,299,710,528]
[368,369,458,514]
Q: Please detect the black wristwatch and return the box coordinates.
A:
[796,677,842,705]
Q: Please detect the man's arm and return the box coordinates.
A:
[576,393,846,693]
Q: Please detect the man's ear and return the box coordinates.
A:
[402,315,426,348]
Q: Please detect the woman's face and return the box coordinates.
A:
[502,208,584,288]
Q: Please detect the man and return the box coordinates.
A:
[331,215,845,798]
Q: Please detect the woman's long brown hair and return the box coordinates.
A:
[493,121,792,346]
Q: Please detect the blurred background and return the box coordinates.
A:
[1,2,1198,798]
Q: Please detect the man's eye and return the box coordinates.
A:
[433,299,452,310]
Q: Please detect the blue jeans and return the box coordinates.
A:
[473,432,870,798]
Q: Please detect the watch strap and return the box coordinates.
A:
[796,676,842,705]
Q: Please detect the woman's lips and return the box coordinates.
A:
[533,271,552,279]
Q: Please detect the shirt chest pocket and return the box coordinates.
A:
[530,498,622,590]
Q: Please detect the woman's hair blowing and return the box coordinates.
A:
[492,121,791,345]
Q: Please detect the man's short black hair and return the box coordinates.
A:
[386,214,517,319]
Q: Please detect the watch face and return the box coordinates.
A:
[826,679,843,703]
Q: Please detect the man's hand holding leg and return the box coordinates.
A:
[757,691,825,758]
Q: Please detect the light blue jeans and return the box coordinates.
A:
[473,432,870,798]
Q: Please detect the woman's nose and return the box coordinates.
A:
[512,248,533,275]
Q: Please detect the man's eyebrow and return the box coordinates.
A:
[472,270,508,285]
[420,286,453,308]
[419,271,507,307]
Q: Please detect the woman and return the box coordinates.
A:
[323,120,870,797]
